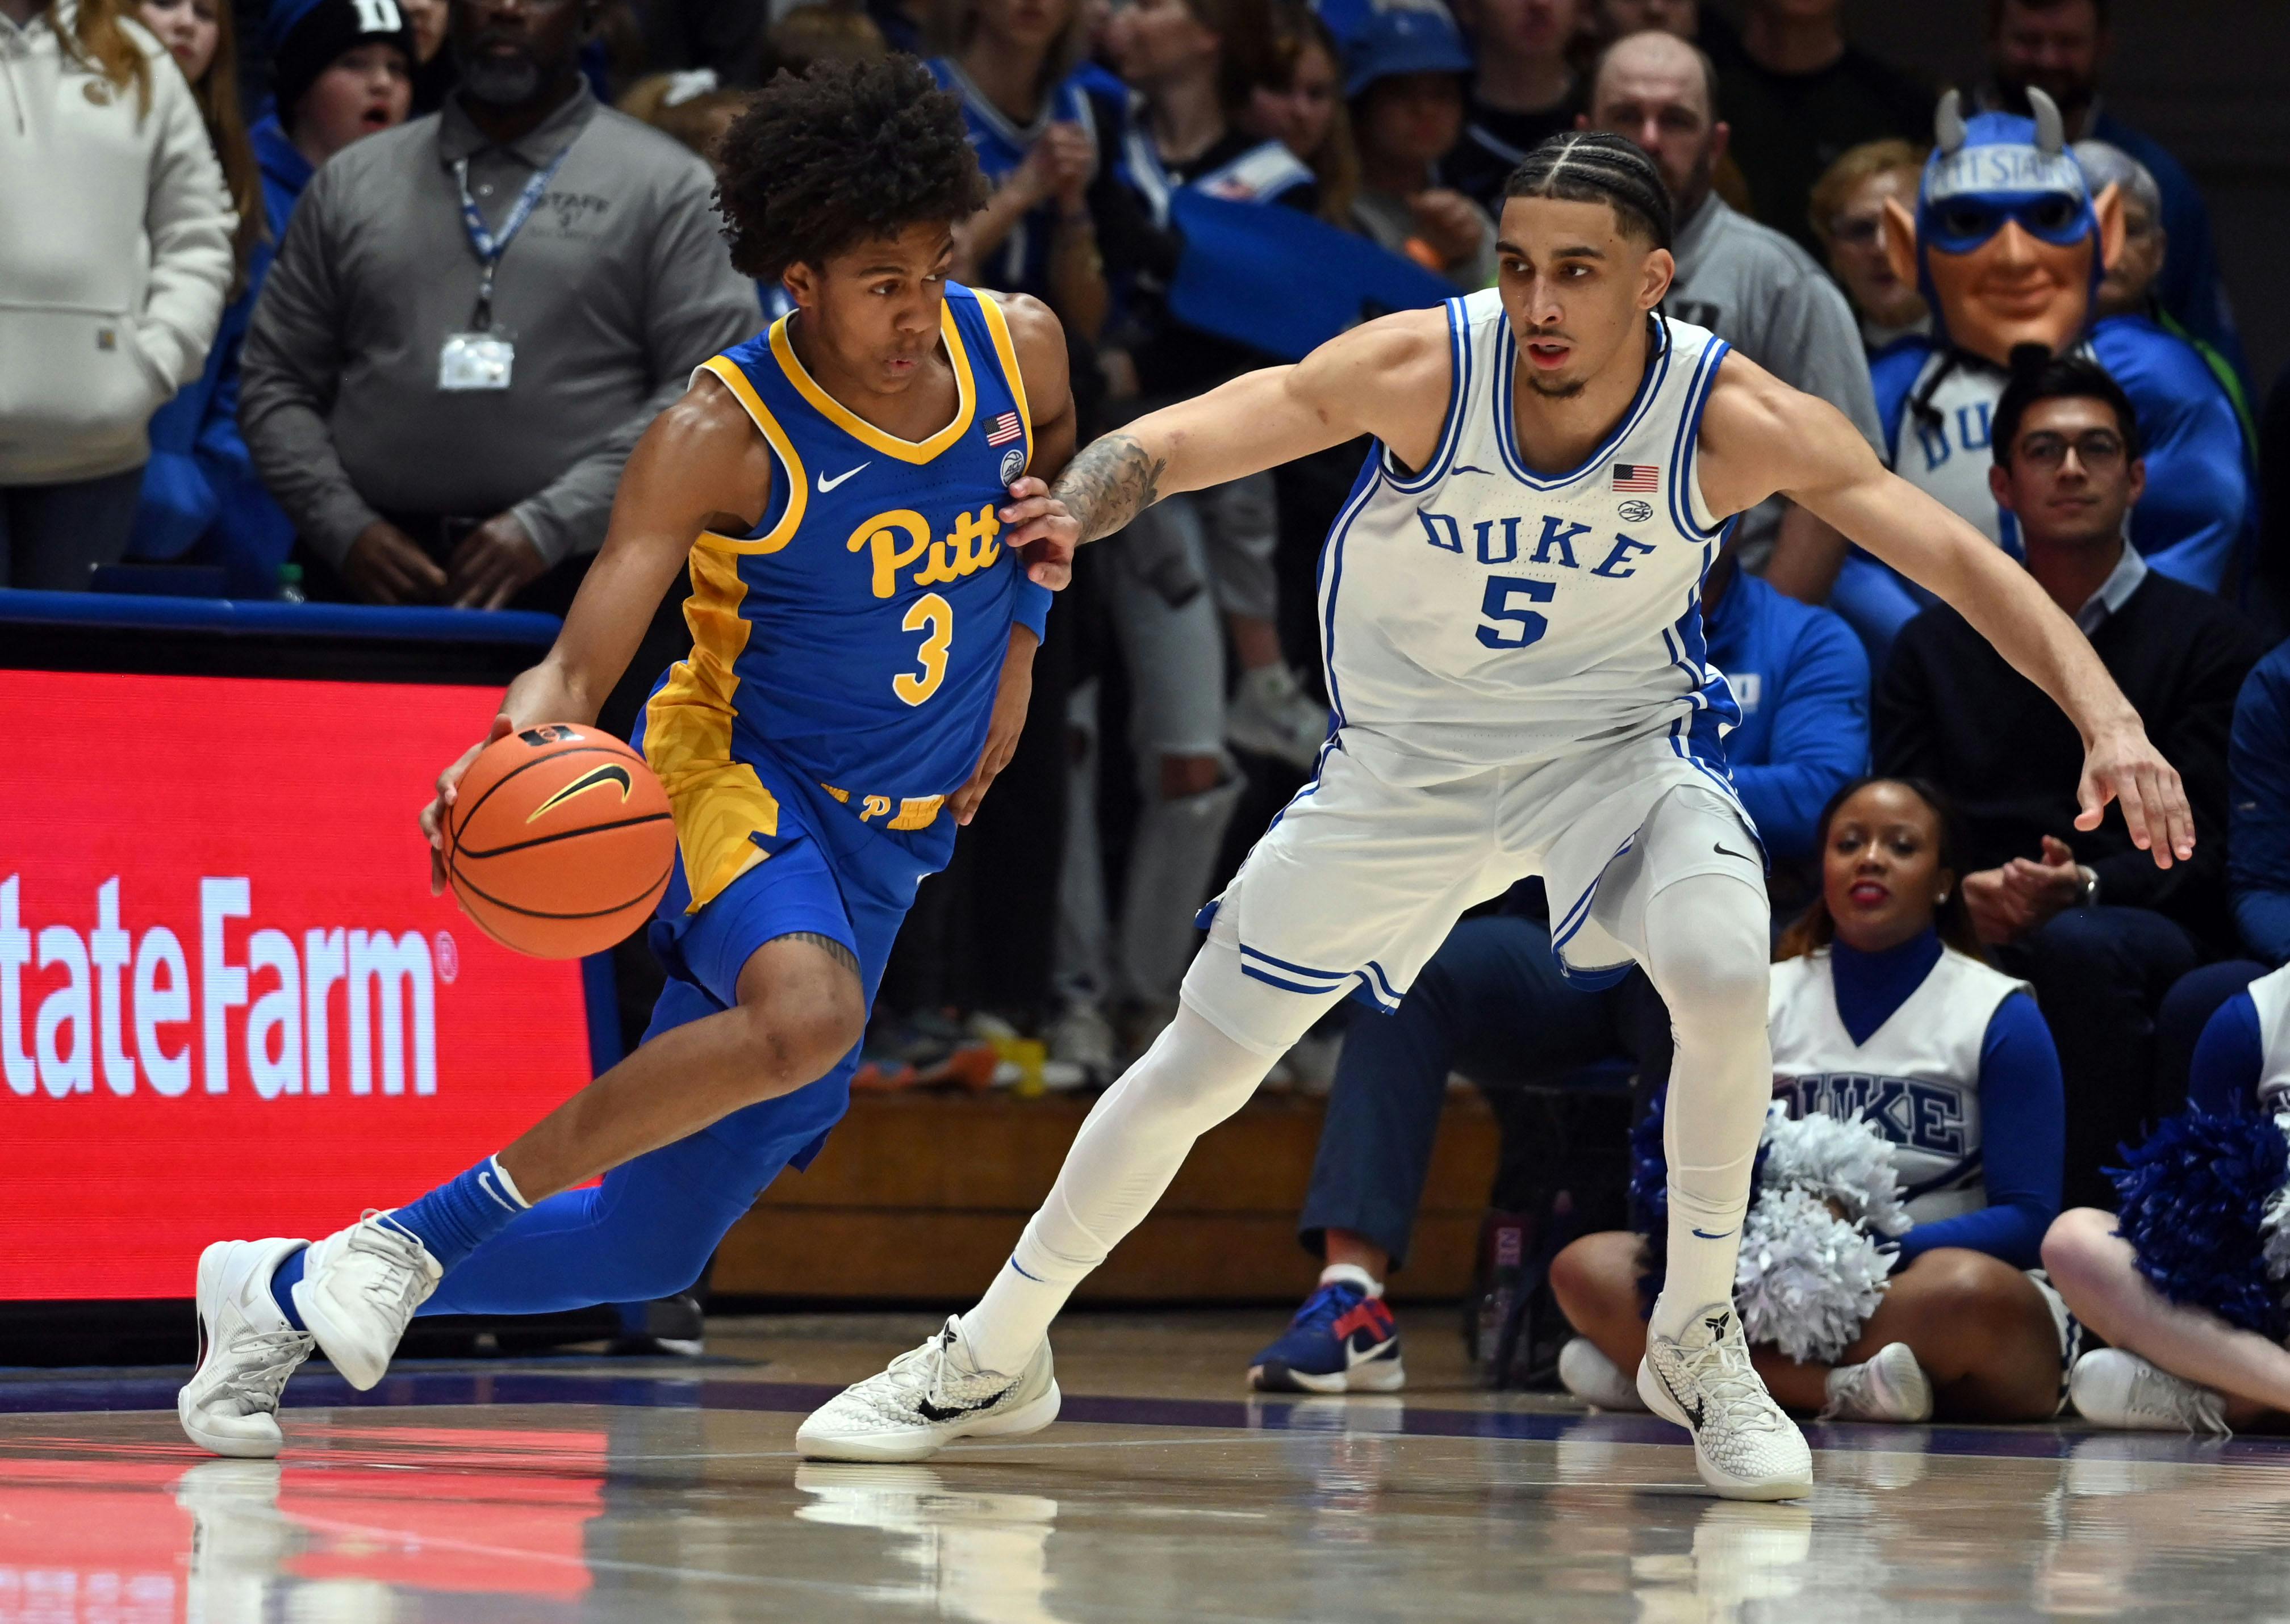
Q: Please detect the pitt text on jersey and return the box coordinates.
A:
[847,503,1006,706]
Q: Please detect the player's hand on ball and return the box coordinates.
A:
[2075,722,2193,869]
[419,713,513,894]
[1001,476,1079,591]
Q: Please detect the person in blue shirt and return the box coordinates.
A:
[2045,961,2290,1433]
[1556,777,2072,1424]
[130,0,414,591]
[928,0,1116,345]
[1245,545,1868,1393]
[175,61,1076,1458]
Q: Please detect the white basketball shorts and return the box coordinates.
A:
[1183,724,1766,1057]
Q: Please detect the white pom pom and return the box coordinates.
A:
[2259,1114,2290,1284]
[1760,1110,1912,1238]
[1734,1186,1896,1364]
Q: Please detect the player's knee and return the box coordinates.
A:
[1653,931,1766,1037]
[738,984,865,1094]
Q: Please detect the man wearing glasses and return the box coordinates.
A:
[1873,353,2263,1212]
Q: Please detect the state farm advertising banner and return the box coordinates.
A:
[0,669,594,1300]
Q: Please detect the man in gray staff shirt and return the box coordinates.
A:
[1582,28,1882,600]
[241,0,759,608]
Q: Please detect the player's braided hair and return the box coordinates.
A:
[1501,132,1674,253]
[716,56,990,283]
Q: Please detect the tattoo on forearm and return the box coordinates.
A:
[775,930,860,978]
[1052,432,1168,542]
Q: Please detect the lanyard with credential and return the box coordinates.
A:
[453,148,570,331]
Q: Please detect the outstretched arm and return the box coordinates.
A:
[1699,355,2194,867]
[1001,307,1452,588]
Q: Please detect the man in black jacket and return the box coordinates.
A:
[1875,354,2262,1208]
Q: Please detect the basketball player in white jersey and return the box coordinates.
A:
[798,132,2195,1500]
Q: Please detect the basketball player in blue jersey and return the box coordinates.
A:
[175,58,1079,1459]
[803,132,2196,1501]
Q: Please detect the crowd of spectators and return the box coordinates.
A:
[8,0,2290,1337]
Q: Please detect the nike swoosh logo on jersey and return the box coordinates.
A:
[1712,842,1753,861]
[817,462,870,493]
[1691,1227,1735,1240]
[917,1383,1017,1424]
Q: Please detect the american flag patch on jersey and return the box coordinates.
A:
[986,411,1025,447]
[1612,463,1660,492]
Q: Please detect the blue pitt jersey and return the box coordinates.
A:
[646,284,1040,908]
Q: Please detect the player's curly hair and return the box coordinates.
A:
[716,56,989,283]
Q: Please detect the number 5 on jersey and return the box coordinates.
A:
[1477,575,1552,649]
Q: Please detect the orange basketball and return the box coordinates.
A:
[446,723,676,959]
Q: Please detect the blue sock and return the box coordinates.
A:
[381,1155,530,1274]
[270,1248,308,1330]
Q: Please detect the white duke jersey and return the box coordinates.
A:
[1767,946,2032,1224]
[2248,962,2290,1113]
[1319,294,1741,785]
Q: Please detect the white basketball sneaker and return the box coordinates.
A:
[1820,1342,1934,1423]
[797,1316,1062,1463]
[1558,1336,1648,1412]
[1638,1304,1815,1501]
[178,1238,316,1458]
[292,1212,441,1391]
[2068,1349,2229,1435]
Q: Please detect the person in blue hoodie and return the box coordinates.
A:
[129,0,413,592]
[1245,543,1869,1393]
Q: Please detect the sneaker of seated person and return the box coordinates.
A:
[1226,663,1330,772]
[1820,1342,1933,1423]
[1558,1336,1647,1411]
[1248,1267,1403,1393]
[2069,1348,2229,1435]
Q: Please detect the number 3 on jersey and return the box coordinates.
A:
[896,592,953,705]
[1477,575,1552,649]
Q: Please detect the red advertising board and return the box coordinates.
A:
[0,669,595,1300]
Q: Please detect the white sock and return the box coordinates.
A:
[1319,1262,1382,1297]
[1633,874,1771,1342]
[962,1005,1273,1374]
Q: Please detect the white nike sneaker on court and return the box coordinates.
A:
[1557,1336,1647,1411]
[2068,1348,2229,1435]
[797,1316,1061,1463]
[1637,1303,1815,1501]
[292,1211,442,1391]
[178,1237,316,1458]
[1820,1342,1934,1423]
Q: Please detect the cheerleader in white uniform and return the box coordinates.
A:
[1553,777,2074,1422]
[2046,961,2290,1433]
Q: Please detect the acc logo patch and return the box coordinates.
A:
[999,446,1027,486]
[1616,499,1655,524]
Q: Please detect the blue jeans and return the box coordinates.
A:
[1296,915,1652,1271]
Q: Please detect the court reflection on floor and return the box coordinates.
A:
[10,1397,2290,1621]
